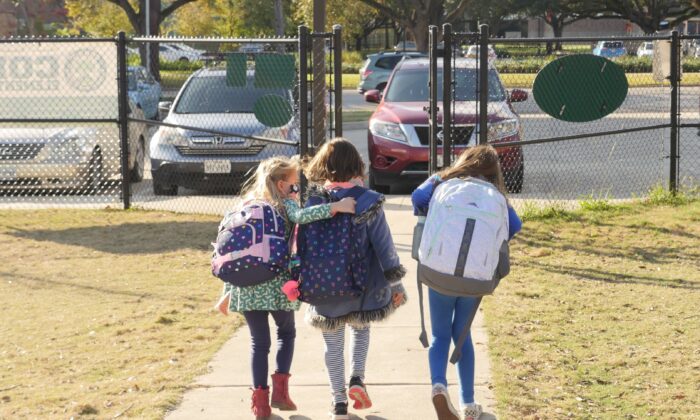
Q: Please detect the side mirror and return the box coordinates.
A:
[158,101,172,118]
[509,89,528,103]
[364,89,381,104]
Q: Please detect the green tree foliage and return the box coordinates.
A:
[294,0,382,44]
[64,0,134,36]
[355,0,471,51]
[599,0,698,33]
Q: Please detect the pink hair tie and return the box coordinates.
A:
[281,280,300,301]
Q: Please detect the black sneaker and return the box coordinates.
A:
[348,376,372,409]
[330,401,349,420]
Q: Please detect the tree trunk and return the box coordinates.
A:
[410,21,430,53]
[553,23,563,51]
[273,0,285,52]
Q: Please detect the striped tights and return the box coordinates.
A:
[322,323,370,404]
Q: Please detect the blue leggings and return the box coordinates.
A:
[428,288,477,405]
[243,310,296,389]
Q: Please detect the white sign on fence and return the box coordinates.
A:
[0,42,118,119]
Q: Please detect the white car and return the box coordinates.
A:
[463,45,497,61]
[158,44,202,63]
[637,42,654,57]
[0,100,147,193]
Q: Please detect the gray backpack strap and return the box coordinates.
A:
[449,296,482,364]
[417,266,429,348]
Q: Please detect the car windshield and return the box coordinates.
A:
[175,75,289,114]
[384,68,506,102]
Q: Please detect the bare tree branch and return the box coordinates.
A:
[104,0,140,31]
[356,0,406,24]
[444,0,471,23]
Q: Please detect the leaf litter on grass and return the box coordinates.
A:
[484,202,700,419]
[0,209,241,418]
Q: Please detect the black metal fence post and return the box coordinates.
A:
[478,25,489,145]
[116,31,131,209]
[428,26,439,175]
[333,25,343,138]
[670,30,680,194]
[442,24,452,168]
[299,25,310,158]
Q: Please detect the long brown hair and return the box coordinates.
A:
[304,138,365,183]
[438,145,506,195]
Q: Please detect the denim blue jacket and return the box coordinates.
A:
[304,184,407,331]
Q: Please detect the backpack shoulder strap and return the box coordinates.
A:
[417,270,430,349]
[449,296,482,364]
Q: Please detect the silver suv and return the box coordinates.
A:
[357,51,426,93]
[150,68,298,195]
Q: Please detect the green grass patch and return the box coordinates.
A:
[342,109,374,123]
[0,210,240,418]
[484,200,700,418]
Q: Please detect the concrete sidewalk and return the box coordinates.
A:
[166,196,497,420]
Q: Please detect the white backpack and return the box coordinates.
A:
[415,177,511,363]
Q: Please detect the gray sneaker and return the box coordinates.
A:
[461,402,483,420]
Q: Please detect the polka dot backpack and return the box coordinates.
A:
[211,201,289,287]
[297,187,369,305]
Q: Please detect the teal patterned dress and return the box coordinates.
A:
[223,199,332,312]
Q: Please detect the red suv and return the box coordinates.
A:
[365,58,527,193]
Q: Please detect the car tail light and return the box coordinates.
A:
[363,69,373,78]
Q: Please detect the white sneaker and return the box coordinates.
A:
[431,383,459,420]
[461,402,483,420]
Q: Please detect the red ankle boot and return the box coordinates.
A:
[270,372,297,411]
[250,386,271,419]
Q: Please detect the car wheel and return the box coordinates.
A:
[84,150,103,194]
[152,175,178,196]
[376,82,387,92]
[178,57,189,63]
[369,169,390,194]
[130,137,145,182]
[505,165,523,194]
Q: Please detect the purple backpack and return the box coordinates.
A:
[297,187,369,304]
[211,202,289,287]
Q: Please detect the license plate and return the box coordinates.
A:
[0,166,16,180]
[204,160,231,174]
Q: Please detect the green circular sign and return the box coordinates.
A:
[533,54,628,122]
[253,94,294,128]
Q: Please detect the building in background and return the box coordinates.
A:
[0,0,67,36]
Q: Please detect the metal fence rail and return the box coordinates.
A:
[0,27,342,215]
[432,25,699,203]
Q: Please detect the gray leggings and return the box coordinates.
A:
[321,323,370,404]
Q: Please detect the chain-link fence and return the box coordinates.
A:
[679,34,700,193]
[0,27,342,215]
[432,24,699,207]
[0,38,127,208]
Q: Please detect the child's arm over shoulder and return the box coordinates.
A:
[283,198,332,225]
[507,205,522,240]
[411,174,441,216]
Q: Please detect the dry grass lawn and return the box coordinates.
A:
[0,209,240,419]
[484,201,700,419]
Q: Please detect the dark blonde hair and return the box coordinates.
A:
[304,138,365,183]
[240,156,299,207]
[438,145,506,195]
